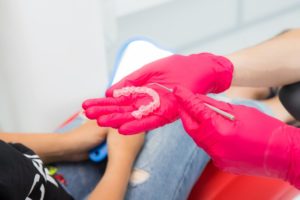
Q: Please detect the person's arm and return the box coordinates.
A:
[88,128,144,200]
[0,120,107,163]
[229,28,300,87]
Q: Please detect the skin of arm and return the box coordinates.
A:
[0,121,107,163]
[88,128,145,200]
[228,28,300,87]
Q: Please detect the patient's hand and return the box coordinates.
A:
[63,121,108,161]
[62,121,144,162]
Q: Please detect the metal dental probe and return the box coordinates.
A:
[148,83,235,121]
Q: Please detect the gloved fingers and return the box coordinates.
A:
[119,115,167,135]
[97,112,135,129]
[194,94,233,113]
[174,86,217,123]
[85,105,134,119]
[178,106,215,150]
[82,96,129,109]
[178,107,200,138]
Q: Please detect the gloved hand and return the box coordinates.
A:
[84,84,178,134]
[174,86,300,189]
[83,53,233,134]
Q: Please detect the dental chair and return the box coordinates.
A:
[59,39,300,200]
[188,161,299,200]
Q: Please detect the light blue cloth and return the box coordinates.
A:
[54,95,273,200]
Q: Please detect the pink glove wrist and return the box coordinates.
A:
[210,54,234,93]
[265,125,291,179]
[288,128,300,189]
[266,125,300,189]
[188,53,234,93]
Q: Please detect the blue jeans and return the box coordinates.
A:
[54,96,273,200]
[55,118,209,200]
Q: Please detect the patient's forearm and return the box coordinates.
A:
[0,133,72,163]
[228,29,300,87]
[88,156,134,200]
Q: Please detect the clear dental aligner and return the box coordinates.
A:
[113,84,235,121]
[113,86,160,119]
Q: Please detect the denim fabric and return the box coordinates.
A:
[125,120,209,200]
[54,116,209,200]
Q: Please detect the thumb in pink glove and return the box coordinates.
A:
[83,53,233,134]
[174,86,300,189]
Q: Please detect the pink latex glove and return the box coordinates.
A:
[174,86,300,189]
[83,53,233,134]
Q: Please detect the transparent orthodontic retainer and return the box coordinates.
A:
[113,86,160,119]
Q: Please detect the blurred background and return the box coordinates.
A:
[1,0,300,132]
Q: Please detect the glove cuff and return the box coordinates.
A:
[285,126,300,189]
[211,55,234,93]
[265,125,300,189]
[191,53,234,94]
[264,125,290,179]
